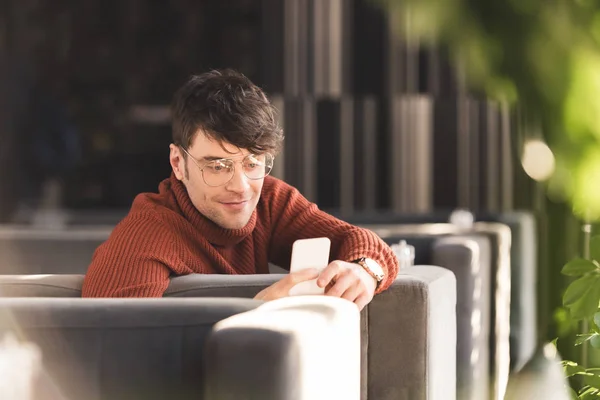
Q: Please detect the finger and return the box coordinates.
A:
[325,271,356,298]
[354,293,371,311]
[317,261,343,288]
[254,289,266,301]
[287,268,320,283]
[325,280,336,292]
[340,283,363,302]
[257,269,320,301]
[254,287,274,301]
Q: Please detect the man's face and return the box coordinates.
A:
[169,132,264,230]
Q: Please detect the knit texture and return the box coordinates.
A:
[82,174,399,297]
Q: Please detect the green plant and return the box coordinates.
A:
[561,235,600,398]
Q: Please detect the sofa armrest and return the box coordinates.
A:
[366,265,456,400]
[205,296,361,400]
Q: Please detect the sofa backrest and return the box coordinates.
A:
[0,225,112,274]
[0,297,262,400]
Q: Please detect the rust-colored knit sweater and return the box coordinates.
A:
[82,174,398,297]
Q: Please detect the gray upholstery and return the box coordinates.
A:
[0,274,84,297]
[471,222,512,400]
[0,297,264,400]
[369,265,456,400]
[359,222,511,400]
[354,227,491,400]
[0,226,111,274]
[339,210,538,375]
[433,236,491,400]
[206,296,361,400]
[490,212,537,372]
[0,265,457,400]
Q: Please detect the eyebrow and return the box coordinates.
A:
[200,156,227,161]
[200,153,253,162]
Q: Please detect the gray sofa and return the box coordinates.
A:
[335,215,518,400]
[339,210,537,374]
[0,295,361,400]
[0,265,457,400]
[351,230,493,400]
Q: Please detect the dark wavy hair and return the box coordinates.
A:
[171,69,283,156]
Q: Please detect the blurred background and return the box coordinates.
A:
[1,0,600,396]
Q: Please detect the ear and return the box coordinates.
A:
[169,144,186,181]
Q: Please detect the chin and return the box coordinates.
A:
[222,221,248,230]
[219,215,251,230]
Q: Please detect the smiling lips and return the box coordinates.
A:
[219,199,249,211]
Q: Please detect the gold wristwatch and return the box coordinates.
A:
[353,257,385,289]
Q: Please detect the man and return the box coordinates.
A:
[82,70,398,310]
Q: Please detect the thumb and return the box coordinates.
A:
[287,268,320,285]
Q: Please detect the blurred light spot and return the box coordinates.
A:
[543,342,557,359]
[449,209,474,229]
[471,308,482,338]
[521,139,555,181]
[0,333,41,400]
[471,348,480,365]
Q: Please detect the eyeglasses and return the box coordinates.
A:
[180,147,274,187]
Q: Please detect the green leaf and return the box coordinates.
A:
[563,258,598,276]
[584,373,600,390]
[564,275,600,319]
[576,333,596,346]
[579,386,594,398]
[564,360,586,377]
[580,390,599,400]
[587,368,600,373]
[590,236,600,263]
[564,275,597,306]
[580,385,600,399]
[593,312,600,329]
[592,335,600,349]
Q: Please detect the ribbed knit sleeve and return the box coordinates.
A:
[265,180,399,293]
[82,213,174,297]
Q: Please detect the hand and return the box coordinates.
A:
[254,268,320,301]
[316,260,377,311]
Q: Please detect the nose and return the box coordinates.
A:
[225,165,251,194]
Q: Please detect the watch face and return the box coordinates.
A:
[364,258,385,279]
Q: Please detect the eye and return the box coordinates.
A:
[207,160,232,173]
[244,156,264,169]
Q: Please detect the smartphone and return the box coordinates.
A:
[288,237,331,296]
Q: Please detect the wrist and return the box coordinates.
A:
[352,257,385,291]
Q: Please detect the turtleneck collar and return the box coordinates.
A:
[165,173,257,247]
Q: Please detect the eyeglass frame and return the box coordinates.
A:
[179,146,274,187]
